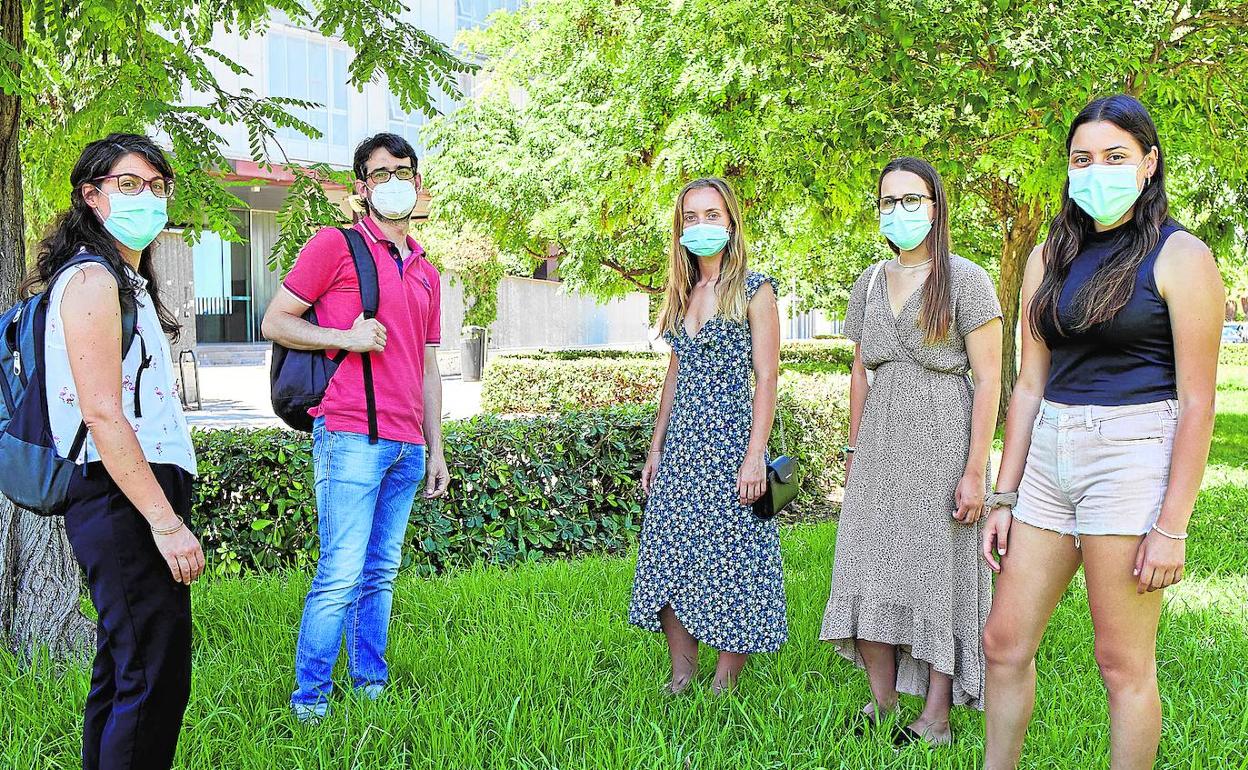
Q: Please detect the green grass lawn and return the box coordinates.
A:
[3,372,1247,769]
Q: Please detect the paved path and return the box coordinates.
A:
[185,364,483,431]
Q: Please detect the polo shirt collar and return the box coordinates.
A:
[357,215,425,259]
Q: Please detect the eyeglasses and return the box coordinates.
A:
[93,174,174,198]
[877,193,933,214]
[365,166,417,186]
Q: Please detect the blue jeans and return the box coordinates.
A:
[291,418,426,709]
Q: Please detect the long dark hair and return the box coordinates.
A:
[22,133,181,341]
[1030,95,1168,339]
[878,157,952,342]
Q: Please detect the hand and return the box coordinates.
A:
[981,506,1012,573]
[737,453,767,506]
[340,313,387,353]
[641,451,661,495]
[423,450,450,498]
[1134,528,1186,594]
[953,472,986,525]
[152,520,205,586]
[843,452,854,480]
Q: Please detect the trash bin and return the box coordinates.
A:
[178,350,202,411]
[460,325,488,382]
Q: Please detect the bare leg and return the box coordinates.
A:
[659,605,698,694]
[983,522,1082,770]
[1081,536,1165,770]
[856,640,900,717]
[907,669,953,745]
[712,651,748,693]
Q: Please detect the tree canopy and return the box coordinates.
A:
[423,0,1248,403]
[3,0,470,267]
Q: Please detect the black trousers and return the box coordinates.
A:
[63,462,195,770]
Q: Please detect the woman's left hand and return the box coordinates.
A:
[737,453,768,506]
[1134,528,1186,594]
[953,472,986,525]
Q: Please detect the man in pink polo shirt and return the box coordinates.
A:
[261,133,449,722]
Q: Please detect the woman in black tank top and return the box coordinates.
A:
[979,95,1224,769]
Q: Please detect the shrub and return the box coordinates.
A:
[496,349,662,361]
[1221,344,1248,367]
[481,357,667,413]
[192,377,851,575]
[193,407,652,577]
[780,338,856,370]
[482,340,855,414]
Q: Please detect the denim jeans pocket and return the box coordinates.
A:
[1096,411,1167,446]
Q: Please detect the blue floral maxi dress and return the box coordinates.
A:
[629,272,787,654]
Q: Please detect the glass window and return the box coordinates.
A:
[457,0,520,29]
[388,93,429,156]
[267,32,352,151]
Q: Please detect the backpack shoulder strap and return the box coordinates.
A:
[336,227,380,444]
[50,254,139,355]
[339,227,380,319]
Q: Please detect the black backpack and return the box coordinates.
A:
[0,253,139,514]
[270,227,380,443]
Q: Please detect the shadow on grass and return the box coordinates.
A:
[1209,409,1248,467]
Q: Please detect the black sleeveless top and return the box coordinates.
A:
[1041,219,1183,406]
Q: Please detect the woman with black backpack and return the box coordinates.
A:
[22,133,201,770]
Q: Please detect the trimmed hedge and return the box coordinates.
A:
[193,407,652,577]
[779,338,856,369]
[481,358,667,413]
[496,349,662,361]
[192,376,851,576]
[483,340,855,414]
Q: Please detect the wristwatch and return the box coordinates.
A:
[985,491,1018,509]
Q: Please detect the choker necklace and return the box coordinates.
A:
[895,257,932,269]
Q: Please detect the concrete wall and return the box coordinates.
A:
[435,274,652,373]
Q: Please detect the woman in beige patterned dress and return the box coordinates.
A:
[820,157,1003,746]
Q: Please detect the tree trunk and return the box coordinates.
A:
[996,198,1045,418]
[0,0,94,662]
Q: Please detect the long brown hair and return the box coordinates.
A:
[655,178,750,336]
[1030,94,1168,340]
[878,157,952,342]
[22,133,181,341]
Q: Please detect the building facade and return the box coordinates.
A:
[181,1,518,349]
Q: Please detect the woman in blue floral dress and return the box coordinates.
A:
[628,177,784,694]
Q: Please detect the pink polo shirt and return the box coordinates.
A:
[283,217,441,445]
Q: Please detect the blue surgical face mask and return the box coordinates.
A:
[370,177,418,220]
[680,223,731,257]
[101,190,168,251]
[879,204,932,252]
[1067,163,1144,226]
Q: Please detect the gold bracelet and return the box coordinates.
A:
[151,515,185,537]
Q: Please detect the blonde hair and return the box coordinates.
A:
[655,177,750,336]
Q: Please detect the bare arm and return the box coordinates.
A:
[955,317,1003,524]
[260,286,385,353]
[740,281,780,505]
[648,354,680,456]
[62,266,203,584]
[422,345,449,498]
[984,246,1050,569]
[846,344,869,461]
[1152,233,1223,535]
[1129,232,1222,593]
[640,352,679,495]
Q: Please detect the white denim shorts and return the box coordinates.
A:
[1013,399,1178,545]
